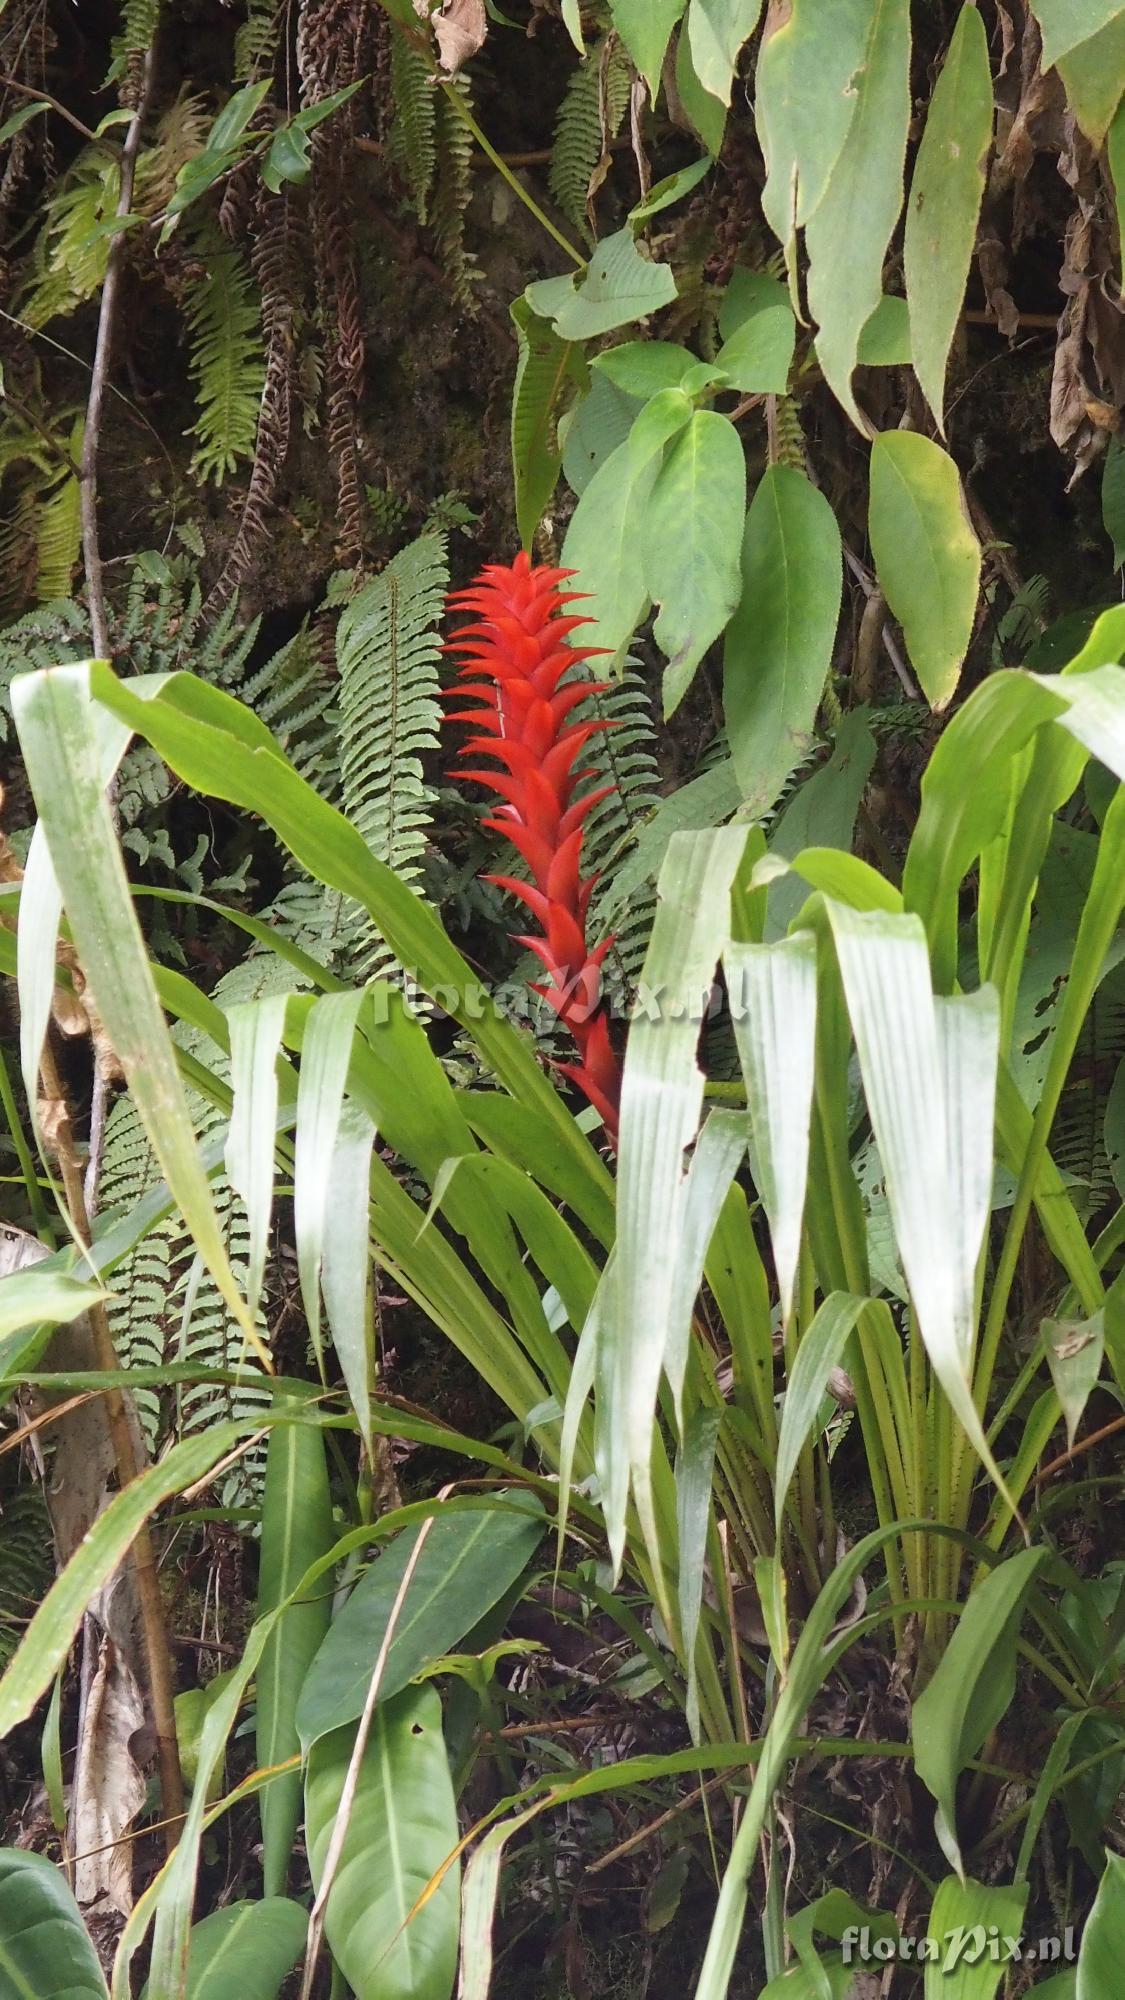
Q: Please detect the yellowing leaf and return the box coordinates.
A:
[869,430,981,710]
[756,0,875,246]
[905,5,993,431]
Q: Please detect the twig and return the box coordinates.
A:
[38,1038,184,1849]
[1036,1412,1125,1485]
[0,75,117,156]
[80,42,157,661]
[843,547,919,699]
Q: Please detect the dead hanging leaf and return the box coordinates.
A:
[427,0,487,75]
[72,1623,148,1917]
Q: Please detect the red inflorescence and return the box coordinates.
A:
[444,552,623,1139]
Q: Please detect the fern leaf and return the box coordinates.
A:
[235,0,284,80]
[184,227,265,486]
[549,36,630,241]
[19,150,118,329]
[431,78,479,313]
[582,661,662,988]
[335,530,448,977]
[388,22,437,224]
[34,421,84,603]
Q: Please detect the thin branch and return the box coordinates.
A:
[0,75,117,156]
[80,42,157,661]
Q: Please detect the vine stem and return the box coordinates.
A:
[439,80,586,271]
[80,39,157,661]
[38,1038,185,1849]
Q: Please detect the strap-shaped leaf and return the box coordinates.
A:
[224,994,289,1317]
[726,931,818,1325]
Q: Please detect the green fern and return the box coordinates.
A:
[0,1488,54,1670]
[0,597,87,737]
[183,227,265,486]
[235,0,284,80]
[549,36,631,241]
[582,663,662,988]
[334,531,448,977]
[19,150,119,330]
[388,22,438,224]
[431,79,479,312]
[34,423,83,603]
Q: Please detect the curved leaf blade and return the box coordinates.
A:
[0,1849,107,1999]
[869,430,981,710]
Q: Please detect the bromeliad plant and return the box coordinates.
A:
[0,601,1124,1995]
[445,551,622,1136]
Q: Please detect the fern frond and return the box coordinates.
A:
[431,78,479,313]
[135,88,211,217]
[582,662,661,987]
[549,35,630,241]
[34,426,83,603]
[183,227,265,485]
[235,0,285,80]
[388,22,437,223]
[335,530,447,977]
[0,1488,54,1670]
[19,149,118,329]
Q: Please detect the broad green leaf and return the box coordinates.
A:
[296,1496,544,1751]
[320,1101,377,1453]
[1079,1852,1125,2000]
[224,994,288,1316]
[686,0,763,106]
[766,712,877,939]
[856,293,912,365]
[755,0,875,243]
[509,297,572,548]
[723,463,842,813]
[0,100,49,146]
[261,124,312,191]
[675,20,728,152]
[1031,0,1125,69]
[869,430,981,710]
[629,155,714,224]
[612,0,687,96]
[1043,1313,1105,1451]
[0,1420,251,1737]
[1056,15,1125,147]
[912,1547,1044,1876]
[757,1956,855,1998]
[805,0,910,429]
[786,1889,897,1997]
[11,667,263,1362]
[726,932,818,1323]
[561,436,660,669]
[0,1266,109,1346]
[645,408,746,714]
[922,1877,1029,1999]
[0,1849,107,1998]
[294,987,365,1371]
[772,1293,866,1539]
[526,228,677,339]
[305,1686,460,2000]
[257,1395,336,1898]
[592,340,698,398]
[560,371,640,496]
[207,79,272,154]
[824,903,1006,1496]
[1109,97,1125,255]
[600,828,747,1572]
[714,271,795,393]
[904,5,993,431]
[141,1901,306,2000]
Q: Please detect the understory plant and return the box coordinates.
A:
[0,591,1122,1994]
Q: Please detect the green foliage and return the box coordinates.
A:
[548,35,631,241]
[18,150,118,330]
[334,530,448,978]
[0,1488,53,1672]
[431,79,479,311]
[388,22,438,223]
[183,229,266,486]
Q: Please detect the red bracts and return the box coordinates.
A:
[444,552,622,1138]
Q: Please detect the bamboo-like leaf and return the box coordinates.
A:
[912,1547,1044,1876]
[823,901,1006,1497]
[11,666,264,1360]
[869,431,981,709]
[922,1877,1029,2000]
[601,827,747,1575]
[723,464,842,816]
[805,0,910,428]
[0,1848,108,1998]
[904,4,993,432]
[773,1292,866,1537]
[0,1266,109,1344]
[664,1109,749,1416]
[675,1404,721,1740]
[224,994,289,1317]
[304,1686,460,2000]
[320,1101,377,1454]
[726,931,818,1325]
[294,988,366,1373]
[257,1395,336,1898]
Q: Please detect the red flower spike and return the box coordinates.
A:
[445,552,623,1141]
